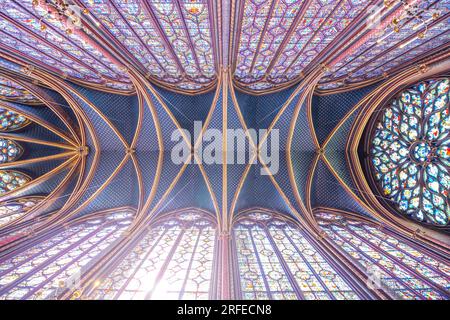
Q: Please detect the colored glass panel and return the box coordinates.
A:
[88,211,216,300]
[0,211,133,299]
[316,212,450,300]
[0,108,30,131]
[320,1,449,89]
[370,78,450,226]
[0,196,42,228]
[234,0,371,91]
[0,139,23,163]
[234,212,359,300]
[0,77,40,104]
[78,0,216,90]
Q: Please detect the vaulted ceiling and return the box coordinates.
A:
[0,0,448,249]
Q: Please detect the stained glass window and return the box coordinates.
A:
[234,0,372,91]
[0,77,40,105]
[87,211,216,300]
[233,212,360,300]
[70,0,216,91]
[316,212,450,300]
[0,211,133,300]
[232,0,450,91]
[0,0,132,91]
[321,1,449,87]
[0,170,30,195]
[0,138,23,163]
[0,196,42,228]
[370,78,450,226]
[0,108,31,132]
[0,57,22,73]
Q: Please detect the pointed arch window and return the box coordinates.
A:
[0,1,131,90]
[0,170,30,195]
[369,78,450,226]
[88,211,217,300]
[0,139,23,163]
[0,108,31,132]
[233,1,372,91]
[233,212,361,300]
[77,0,216,91]
[316,212,450,300]
[0,196,42,228]
[0,211,133,300]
